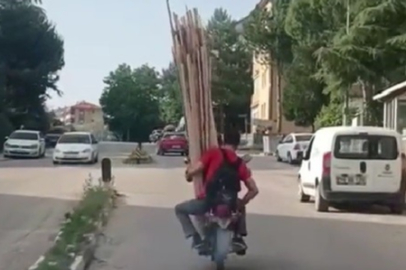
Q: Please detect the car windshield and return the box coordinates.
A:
[58,134,90,144]
[296,135,312,142]
[9,132,38,140]
[163,133,185,139]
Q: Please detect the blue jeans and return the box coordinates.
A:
[175,199,247,238]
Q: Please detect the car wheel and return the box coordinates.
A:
[52,160,58,165]
[315,183,329,212]
[287,152,293,164]
[94,155,98,163]
[275,151,282,162]
[298,177,310,203]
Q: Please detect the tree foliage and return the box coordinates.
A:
[159,62,183,125]
[100,64,161,142]
[243,0,406,128]
[0,0,64,131]
[282,48,326,129]
[207,8,252,132]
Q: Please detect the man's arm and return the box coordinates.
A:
[241,178,259,205]
[185,148,214,179]
[238,162,259,205]
[186,161,204,178]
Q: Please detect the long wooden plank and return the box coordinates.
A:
[167,3,217,198]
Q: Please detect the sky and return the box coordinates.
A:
[42,0,259,109]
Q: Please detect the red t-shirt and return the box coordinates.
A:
[197,147,251,199]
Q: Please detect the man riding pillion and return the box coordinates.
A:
[175,130,259,251]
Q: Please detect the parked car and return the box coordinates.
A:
[3,130,46,158]
[52,132,99,165]
[298,126,405,214]
[275,133,313,164]
[157,132,188,156]
[45,127,66,147]
[149,129,163,142]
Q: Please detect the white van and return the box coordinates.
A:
[298,126,406,214]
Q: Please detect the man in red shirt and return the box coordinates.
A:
[175,130,259,250]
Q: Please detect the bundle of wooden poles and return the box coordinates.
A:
[167,1,218,197]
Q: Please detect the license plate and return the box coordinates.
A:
[14,151,28,154]
[172,145,181,149]
[336,175,366,185]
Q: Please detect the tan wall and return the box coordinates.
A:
[72,108,104,133]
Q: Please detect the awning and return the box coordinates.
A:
[252,118,274,128]
[373,80,406,102]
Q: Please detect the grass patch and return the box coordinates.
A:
[35,178,117,270]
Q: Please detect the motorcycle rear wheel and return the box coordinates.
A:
[216,261,225,270]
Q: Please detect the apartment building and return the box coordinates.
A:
[53,101,105,133]
[236,0,312,135]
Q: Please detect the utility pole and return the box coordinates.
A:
[342,0,350,126]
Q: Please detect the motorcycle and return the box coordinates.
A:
[184,154,252,270]
[199,192,245,270]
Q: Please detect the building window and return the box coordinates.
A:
[261,103,266,118]
[78,109,85,123]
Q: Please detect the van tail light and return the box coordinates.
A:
[322,152,332,177]
[293,144,300,150]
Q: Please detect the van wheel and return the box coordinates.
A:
[275,151,282,162]
[315,184,329,212]
[389,203,404,215]
[298,177,310,203]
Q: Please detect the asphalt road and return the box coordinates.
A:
[0,167,93,270]
[0,142,280,170]
[84,150,406,270]
[4,142,406,270]
[0,142,156,168]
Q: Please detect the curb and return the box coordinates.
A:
[28,184,115,270]
[69,193,113,270]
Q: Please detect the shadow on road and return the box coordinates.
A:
[91,204,406,270]
[0,193,75,270]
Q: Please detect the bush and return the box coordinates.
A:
[315,101,357,129]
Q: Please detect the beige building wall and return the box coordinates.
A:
[251,49,312,135]
[71,102,104,133]
[251,53,271,133]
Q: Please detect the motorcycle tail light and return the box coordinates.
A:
[214,204,231,218]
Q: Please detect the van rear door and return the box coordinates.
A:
[331,133,401,193]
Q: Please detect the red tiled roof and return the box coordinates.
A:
[72,101,100,110]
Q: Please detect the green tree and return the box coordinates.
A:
[159,62,183,125]
[0,0,64,131]
[290,0,406,125]
[100,64,161,143]
[207,8,252,133]
[282,47,326,130]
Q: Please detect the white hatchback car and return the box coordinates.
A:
[3,130,46,158]
[53,132,99,164]
[276,133,313,164]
